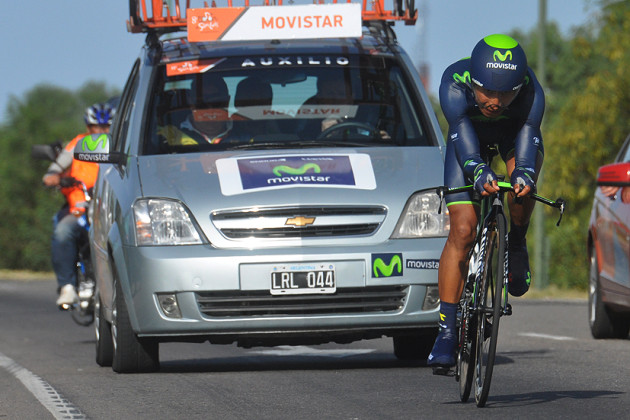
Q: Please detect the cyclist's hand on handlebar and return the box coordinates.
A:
[473,164,500,196]
[511,167,536,197]
[59,176,79,188]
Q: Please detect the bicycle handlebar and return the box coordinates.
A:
[436,182,566,226]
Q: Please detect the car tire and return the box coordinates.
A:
[393,329,437,360]
[95,294,113,367]
[589,251,630,339]
[112,275,160,373]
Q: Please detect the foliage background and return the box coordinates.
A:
[1,1,628,292]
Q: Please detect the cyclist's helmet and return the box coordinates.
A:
[470,34,527,92]
[84,103,116,126]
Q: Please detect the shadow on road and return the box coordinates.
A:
[158,352,428,373]
[485,389,625,407]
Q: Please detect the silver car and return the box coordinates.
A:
[76,2,447,372]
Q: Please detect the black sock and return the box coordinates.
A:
[438,301,458,331]
[509,221,529,247]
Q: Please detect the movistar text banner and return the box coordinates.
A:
[216,153,376,196]
[188,4,362,42]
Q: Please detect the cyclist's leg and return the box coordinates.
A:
[429,144,480,369]
[501,138,544,296]
[51,212,82,290]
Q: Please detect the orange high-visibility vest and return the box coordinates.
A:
[60,133,99,214]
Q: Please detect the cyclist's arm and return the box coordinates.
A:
[42,134,86,185]
[512,70,545,195]
[439,75,486,182]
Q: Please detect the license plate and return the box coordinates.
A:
[270,264,336,295]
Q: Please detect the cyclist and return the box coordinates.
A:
[43,103,115,307]
[427,34,545,369]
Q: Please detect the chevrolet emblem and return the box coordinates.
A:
[285,216,315,227]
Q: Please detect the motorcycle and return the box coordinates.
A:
[31,142,95,326]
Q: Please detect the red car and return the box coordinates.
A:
[588,133,630,339]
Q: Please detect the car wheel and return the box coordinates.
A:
[111,275,160,373]
[393,329,437,360]
[589,252,630,339]
[95,294,113,367]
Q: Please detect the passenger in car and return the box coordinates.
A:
[298,72,352,138]
[229,76,282,142]
[158,74,232,145]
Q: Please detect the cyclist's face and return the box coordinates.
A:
[473,85,520,118]
[87,124,111,134]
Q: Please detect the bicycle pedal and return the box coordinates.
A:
[504,303,513,316]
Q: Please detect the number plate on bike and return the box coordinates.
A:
[270,264,336,295]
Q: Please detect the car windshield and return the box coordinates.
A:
[144,54,431,154]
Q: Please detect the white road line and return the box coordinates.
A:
[0,351,87,420]
[518,332,576,341]
[251,345,376,357]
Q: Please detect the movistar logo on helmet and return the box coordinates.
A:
[273,163,321,177]
[372,253,403,278]
[484,34,519,71]
[493,50,512,62]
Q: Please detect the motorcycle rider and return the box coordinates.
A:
[43,103,115,307]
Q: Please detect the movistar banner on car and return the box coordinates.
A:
[216,153,376,195]
[188,4,362,42]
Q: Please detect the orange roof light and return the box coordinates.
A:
[127,0,417,33]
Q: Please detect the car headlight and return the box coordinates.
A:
[133,199,204,245]
[391,190,449,238]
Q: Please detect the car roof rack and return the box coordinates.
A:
[128,0,417,34]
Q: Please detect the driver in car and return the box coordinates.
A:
[158,74,232,145]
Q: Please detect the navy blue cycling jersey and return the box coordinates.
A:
[440,58,545,205]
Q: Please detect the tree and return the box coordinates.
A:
[543,0,630,289]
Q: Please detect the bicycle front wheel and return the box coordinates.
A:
[457,292,476,402]
[473,214,507,407]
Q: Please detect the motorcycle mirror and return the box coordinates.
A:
[31,144,60,162]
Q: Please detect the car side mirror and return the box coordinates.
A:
[597,162,630,187]
[73,134,124,164]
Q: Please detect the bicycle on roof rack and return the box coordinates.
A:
[434,180,565,407]
[127,0,418,34]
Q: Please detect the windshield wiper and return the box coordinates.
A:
[225,140,388,150]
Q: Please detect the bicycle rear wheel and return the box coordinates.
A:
[473,214,507,407]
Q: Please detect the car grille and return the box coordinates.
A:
[196,286,408,317]
[211,206,386,239]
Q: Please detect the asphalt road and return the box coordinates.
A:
[1,278,628,419]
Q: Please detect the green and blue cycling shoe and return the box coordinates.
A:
[508,241,531,297]
[427,328,457,372]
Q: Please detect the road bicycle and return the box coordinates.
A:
[435,180,565,407]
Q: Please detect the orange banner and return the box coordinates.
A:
[187,8,246,42]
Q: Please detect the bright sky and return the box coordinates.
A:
[0,1,597,124]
